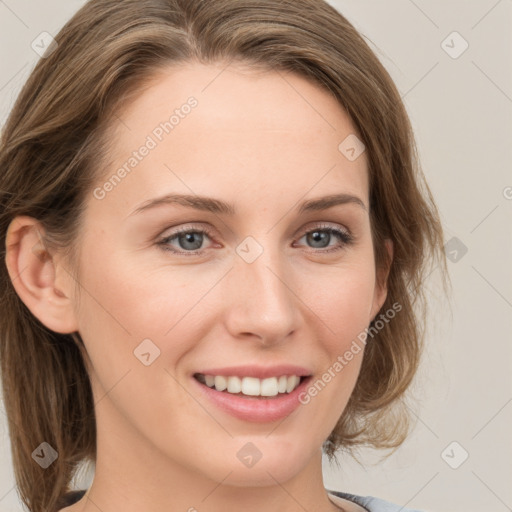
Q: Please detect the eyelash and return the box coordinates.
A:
[157,223,354,256]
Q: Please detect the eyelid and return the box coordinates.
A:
[295,221,352,238]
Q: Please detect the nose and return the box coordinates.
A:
[223,238,302,347]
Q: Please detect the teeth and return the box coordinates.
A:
[286,375,300,393]
[277,375,287,393]
[199,374,303,397]
[227,376,242,393]
[260,377,278,397]
[214,375,227,391]
[241,377,260,396]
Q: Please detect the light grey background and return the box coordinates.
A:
[0,1,511,511]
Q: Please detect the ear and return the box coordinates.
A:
[370,238,393,321]
[4,216,79,334]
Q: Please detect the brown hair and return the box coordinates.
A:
[0,0,448,510]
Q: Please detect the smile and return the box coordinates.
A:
[194,373,303,397]
[192,368,312,422]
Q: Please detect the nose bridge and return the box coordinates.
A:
[226,234,299,341]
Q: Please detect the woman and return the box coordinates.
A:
[0,1,447,511]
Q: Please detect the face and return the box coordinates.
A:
[63,62,387,487]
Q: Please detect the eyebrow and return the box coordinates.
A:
[129,192,367,217]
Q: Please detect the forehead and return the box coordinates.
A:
[90,61,369,218]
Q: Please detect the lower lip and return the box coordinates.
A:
[193,376,311,423]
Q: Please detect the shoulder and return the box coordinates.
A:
[328,489,425,512]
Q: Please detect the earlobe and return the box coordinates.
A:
[4,216,79,334]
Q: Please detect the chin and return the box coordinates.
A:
[207,435,317,487]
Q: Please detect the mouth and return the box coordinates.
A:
[193,373,307,399]
[192,369,313,423]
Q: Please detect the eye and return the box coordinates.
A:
[157,223,354,256]
[294,224,354,253]
[157,225,215,255]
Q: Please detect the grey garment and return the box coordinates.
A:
[61,488,424,512]
[328,489,424,512]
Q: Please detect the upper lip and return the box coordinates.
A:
[194,365,312,379]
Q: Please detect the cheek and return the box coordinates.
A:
[297,255,376,407]
[75,235,184,336]
[73,250,200,436]
[305,258,377,344]
[73,242,223,384]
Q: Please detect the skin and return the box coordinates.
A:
[5,61,391,512]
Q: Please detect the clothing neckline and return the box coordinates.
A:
[327,490,371,512]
